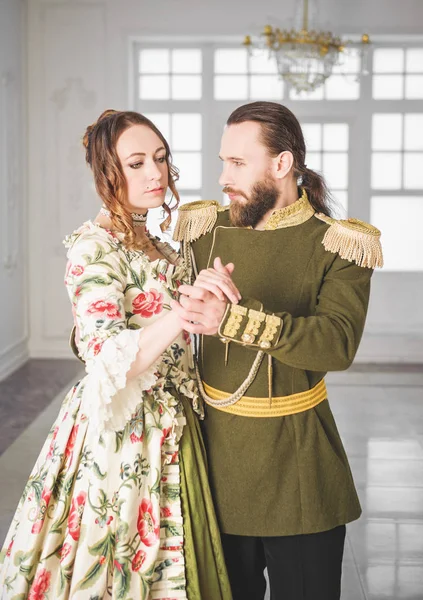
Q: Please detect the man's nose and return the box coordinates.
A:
[219,165,232,187]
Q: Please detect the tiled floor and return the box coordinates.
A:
[0,359,83,455]
[0,361,422,599]
[327,369,423,600]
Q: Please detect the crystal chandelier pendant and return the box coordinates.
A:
[243,0,370,94]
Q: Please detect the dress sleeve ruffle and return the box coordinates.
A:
[82,329,159,433]
[161,364,204,420]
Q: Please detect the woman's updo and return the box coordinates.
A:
[82,109,119,167]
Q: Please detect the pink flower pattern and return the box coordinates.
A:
[137,499,160,547]
[68,491,86,541]
[28,568,51,600]
[132,289,164,318]
[86,299,122,319]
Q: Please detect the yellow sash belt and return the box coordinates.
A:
[202,379,327,418]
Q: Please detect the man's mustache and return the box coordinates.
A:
[222,186,248,200]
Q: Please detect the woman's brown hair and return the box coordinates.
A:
[82,109,180,249]
[226,101,334,217]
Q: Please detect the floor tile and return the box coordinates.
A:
[361,487,423,519]
[364,564,423,599]
[341,561,367,600]
[349,519,423,567]
[0,358,83,455]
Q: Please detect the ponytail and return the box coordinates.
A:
[299,167,334,217]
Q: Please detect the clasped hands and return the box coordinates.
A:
[170,257,241,336]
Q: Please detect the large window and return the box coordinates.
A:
[213,48,284,101]
[369,47,423,271]
[372,48,423,100]
[302,123,349,218]
[139,49,202,101]
[133,40,423,270]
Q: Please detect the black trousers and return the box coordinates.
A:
[221,525,346,600]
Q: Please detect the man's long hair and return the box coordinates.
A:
[227,102,333,217]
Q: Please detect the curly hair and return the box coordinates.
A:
[82,109,180,250]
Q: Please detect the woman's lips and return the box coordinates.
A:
[146,187,164,194]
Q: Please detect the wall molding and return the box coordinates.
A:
[0,337,29,381]
[1,70,19,273]
[27,0,107,355]
[29,340,75,360]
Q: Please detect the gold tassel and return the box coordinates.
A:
[315,214,383,269]
[268,354,273,408]
[173,200,219,243]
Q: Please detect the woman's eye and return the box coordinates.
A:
[129,162,143,169]
[157,156,166,163]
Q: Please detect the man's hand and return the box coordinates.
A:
[193,257,241,303]
[171,257,241,335]
[171,286,228,335]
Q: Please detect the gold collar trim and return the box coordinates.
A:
[263,188,315,231]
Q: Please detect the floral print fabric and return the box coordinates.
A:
[0,222,201,599]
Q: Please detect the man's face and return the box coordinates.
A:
[218,121,279,227]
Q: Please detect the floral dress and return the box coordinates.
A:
[0,221,214,600]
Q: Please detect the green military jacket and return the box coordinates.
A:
[175,190,383,536]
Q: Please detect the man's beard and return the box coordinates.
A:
[224,179,279,228]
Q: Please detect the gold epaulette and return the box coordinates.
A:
[315,214,383,269]
[173,200,225,243]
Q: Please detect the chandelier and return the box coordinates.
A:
[243,0,370,93]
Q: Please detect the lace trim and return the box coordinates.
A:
[159,363,204,420]
[82,329,159,433]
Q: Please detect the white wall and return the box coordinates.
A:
[26,0,423,362]
[0,0,28,379]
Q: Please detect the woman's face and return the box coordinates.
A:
[116,124,169,213]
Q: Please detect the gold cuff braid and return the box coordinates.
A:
[222,304,248,338]
[220,305,283,349]
[241,308,266,344]
[257,314,282,349]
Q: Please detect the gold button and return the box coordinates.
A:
[259,340,271,349]
[241,333,255,343]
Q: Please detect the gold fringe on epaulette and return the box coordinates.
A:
[173,200,219,243]
[315,214,383,269]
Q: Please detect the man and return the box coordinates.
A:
[172,101,383,600]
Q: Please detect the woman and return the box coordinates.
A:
[0,110,234,599]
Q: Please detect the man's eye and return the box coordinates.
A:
[234,161,243,167]
[129,162,143,169]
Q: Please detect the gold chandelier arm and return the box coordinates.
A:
[242,0,371,95]
[303,0,309,32]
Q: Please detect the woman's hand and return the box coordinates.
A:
[171,257,241,335]
[193,257,241,304]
